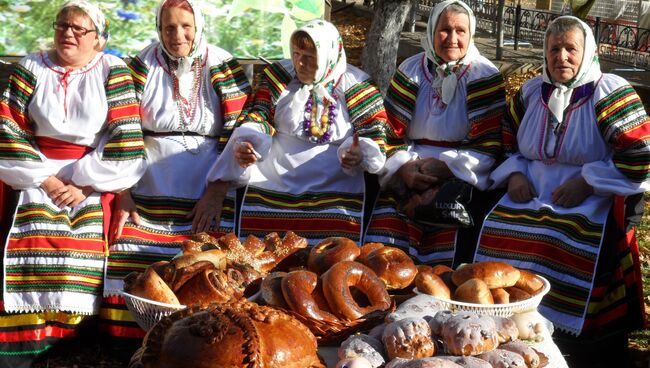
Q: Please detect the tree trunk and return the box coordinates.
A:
[361,0,413,95]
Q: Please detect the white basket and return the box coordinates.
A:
[122,291,186,331]
[415,275,551,317]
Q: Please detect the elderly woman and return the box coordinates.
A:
[365,0,505,266]
[0,1,145,365]
[474,16,650,367]
[101,0,250,342]
[210,19,395,244]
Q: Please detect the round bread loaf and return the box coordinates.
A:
[451,262,520,289]
[338,334,386,368]
[382,317,435,360]
[440,313,498,356]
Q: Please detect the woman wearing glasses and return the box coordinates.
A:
[0,1,145,366]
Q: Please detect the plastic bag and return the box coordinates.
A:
[402,178,474,228]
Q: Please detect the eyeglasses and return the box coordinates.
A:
[52,21,96,37]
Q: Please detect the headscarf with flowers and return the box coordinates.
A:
[542,15,601,124]
[156,0,207,98]
[289,19,347,113]
[60,0,109,49]
[422,0,480,105]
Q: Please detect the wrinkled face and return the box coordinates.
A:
[160,7,195,58]
[53,12,98,67]
[545,28,585,83]
[291,41,318,84]
[433,10,471,63]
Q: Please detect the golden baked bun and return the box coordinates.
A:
[454,278,494,305]
[123,263,180,305]
[451,261,521,289]
[415,266,451,300]
[362,246,417,290]
[490,288,510,304]
[504,286,532,302]
[514,270,545,295]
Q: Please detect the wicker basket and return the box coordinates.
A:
[415,275,551,317]
[122,292,186,331]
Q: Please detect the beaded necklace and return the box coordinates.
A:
[168,56,205,154]
[302,81,337,144]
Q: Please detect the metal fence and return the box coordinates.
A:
[413,0,650,69]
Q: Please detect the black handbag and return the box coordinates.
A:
[403,178,474,228]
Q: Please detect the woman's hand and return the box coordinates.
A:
[341,133,362,170]
[41,176,66,196]
[552,177,593,208]
[50,183,93,208]
[507,172,537,203]
[112,190,141,239]
[235,141,258,168]
[398,159,438,191]
[188,180,229,233]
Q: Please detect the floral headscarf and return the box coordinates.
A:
[542,16,601,124]
[422,0,480,104]
[60,0,109,49]
[289,19,347,111]
[156,0,206,84]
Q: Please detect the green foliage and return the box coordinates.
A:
[0,0,323,59]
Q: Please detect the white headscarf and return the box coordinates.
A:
[542,16,601,123]
[156,0,206,97]
[422,0,480,105]
[289,19,347,112]
[60,0,109,49]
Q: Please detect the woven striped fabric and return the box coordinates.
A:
[238,62,293,135]
[477,204,602,319]
[384,69,416,158]
[240,186,363,244]
[0,309,90,364]
[595,85,650,183]
[211,58,251,152]
[345,79,390,154]
[128,56,148,97]
[502,88,526,155]
[464,73,505,158]
[102,65,145,161]
[0,63,39,161]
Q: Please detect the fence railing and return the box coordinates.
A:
[413,0,650,69]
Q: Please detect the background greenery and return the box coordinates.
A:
[0,0,323,59]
